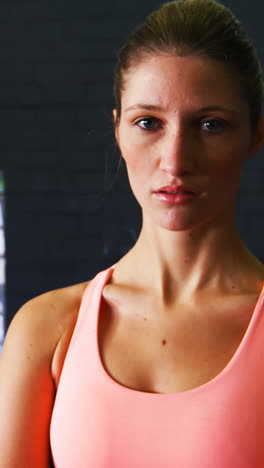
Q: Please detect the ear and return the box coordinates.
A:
[112,109,120,146]
[248,115,264,159]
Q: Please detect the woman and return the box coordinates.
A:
[1,0,264,466]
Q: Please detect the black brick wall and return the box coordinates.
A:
[1,0,264,327]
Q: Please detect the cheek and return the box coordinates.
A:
[121,148,154,205]
[207,138,248,174]
[206,145,246,197]
[120,140,152,178]
[126,158,151,191]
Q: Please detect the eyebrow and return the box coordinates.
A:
[124,103,239,115]
[125,104,164,112]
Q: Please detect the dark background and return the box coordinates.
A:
[1,0,264,328]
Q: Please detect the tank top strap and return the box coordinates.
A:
[69,265,115,349]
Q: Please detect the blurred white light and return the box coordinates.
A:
[0,229,5,256]
[0,258,5,284]
[0,314,3,342]
[0,201,3,228]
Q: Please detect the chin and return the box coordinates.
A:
[148,204,223,232]
[148,211,200,232]
[158,222,196,232]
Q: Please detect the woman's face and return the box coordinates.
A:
[114,54,264,232]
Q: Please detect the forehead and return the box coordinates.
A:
[121,54,246,113]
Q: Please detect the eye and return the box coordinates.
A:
[135,117,160,131]
[201,119,227,133]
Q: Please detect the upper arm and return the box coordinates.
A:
[0,298,58,468]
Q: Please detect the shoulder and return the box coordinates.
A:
[1,280,91,384]
[0,279,97,466]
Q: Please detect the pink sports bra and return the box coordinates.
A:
[50,266,264,467]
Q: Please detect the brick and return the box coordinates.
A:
[57,129,114,153]
[64,19,134,41]
[111,1,161,18]
[78,106,112,130]
[243,152,264,169]
[0,109,36,132]
[6,191,104,215]
[56,149,117,171]
[5,151,61,168]
[7,192,64,214]
[49,237,103,259]
[2,130,59,151]
[0,61,33,83]
[32,212,102,236]
[35,61,114,85]
[238,215,264,232]
[30,20,128,44]
[35,107,78,130]
[0,84,22,106]
[6,168,105,193]
[4,147,117,171]
[7,257,101,284]
[17,85,63,107]
[62,193,104,215]
[0,2,114,24]
[238,194,264,214]
[17,82,114,107]
[0,37,121,61]
[7,233,103,263]
[240,168,264,193]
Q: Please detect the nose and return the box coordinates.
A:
[159,126,196,177]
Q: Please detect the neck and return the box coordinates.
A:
[118,214,263,303]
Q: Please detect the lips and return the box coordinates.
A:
[153,185,199,205]
[155,185,198,194]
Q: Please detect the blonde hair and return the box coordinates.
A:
[113,0,263,130]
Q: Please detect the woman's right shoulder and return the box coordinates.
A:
[0,279,92,380]
[0,279,95,467]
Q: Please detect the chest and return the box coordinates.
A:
[98,295,255,394]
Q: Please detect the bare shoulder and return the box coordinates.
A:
[0,280,92,467]
[1,280,91,384]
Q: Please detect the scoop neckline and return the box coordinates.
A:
[95,265,264,398]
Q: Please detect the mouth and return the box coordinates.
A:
[159,190,194,194]
[153,185,200,205]
[155,185,198,195]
